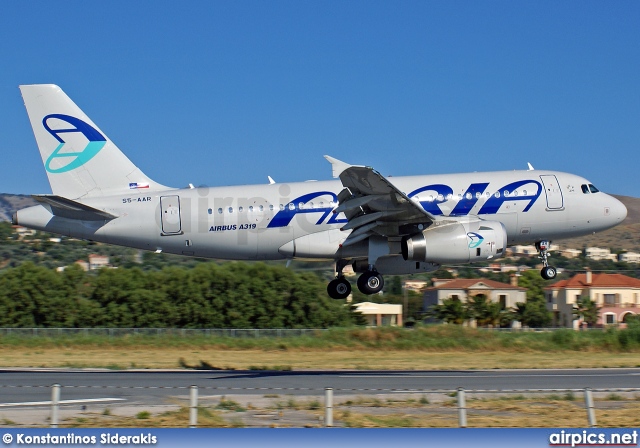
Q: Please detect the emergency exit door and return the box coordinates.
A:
[539,175,564,210]
[160,195,182,234]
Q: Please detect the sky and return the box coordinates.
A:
[0,1,638,197]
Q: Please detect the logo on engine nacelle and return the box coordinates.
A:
[467,232,484,248]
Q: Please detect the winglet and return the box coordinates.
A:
[324,155,351,178]
[527,162,535,171]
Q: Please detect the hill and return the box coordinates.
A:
[1,193,638,251]
[0,194,38,222]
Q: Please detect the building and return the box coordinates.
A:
[11,225,36,239]
[403,280,428,292]
[353,302,403,326]
[545,270,640,328]
[584,247,617,262]
[423,276,527,314]
[560,248,582,259]
[88,254,110,270]
[508,244,559,258]
[619,252,640,264]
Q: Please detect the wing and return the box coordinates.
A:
[324,156,435,247]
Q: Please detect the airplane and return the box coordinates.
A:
[13,85,628,299]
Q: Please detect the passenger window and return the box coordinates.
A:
[207,208,212,215]
[581,184,589,194]
[288,203,295,210]
[217,208,223,214]
[589,184,600,193]
[279,204,284,211]
[228,207,233,213]
[270,205,274,211]
[259,205,264,212]
[238,206,243,212]
[249,206,254,212]
[299,202,304,209]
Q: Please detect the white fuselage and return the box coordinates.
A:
[16,169,627,262]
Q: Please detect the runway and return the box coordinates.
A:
[1,368,639,405]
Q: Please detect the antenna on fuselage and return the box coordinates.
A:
[527,163,535,171]
[268,176,276,184]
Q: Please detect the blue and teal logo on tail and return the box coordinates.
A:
[42,114,106,173]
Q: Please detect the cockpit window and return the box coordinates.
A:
[581,184,590,194]
[588,184,600,193]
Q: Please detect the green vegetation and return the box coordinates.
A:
[0,261,361,328]
[3,325,640,353]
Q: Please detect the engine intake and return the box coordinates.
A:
[401,220,507,264]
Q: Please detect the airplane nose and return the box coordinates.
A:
[610,196,627,222]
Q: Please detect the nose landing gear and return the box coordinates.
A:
[537,240,557,280]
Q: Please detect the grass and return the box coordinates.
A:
[338,396,640,428]
[2,326,640,370]
[15,394,640,428]
[62,406,242,428]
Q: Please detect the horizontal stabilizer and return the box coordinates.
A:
[33,195,117,221]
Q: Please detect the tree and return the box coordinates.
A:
[465,294,509,327]
[573,296,600,327]
[429,298,467,324]
[511,300,552,328]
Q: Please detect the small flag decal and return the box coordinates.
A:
[129,182,150,189]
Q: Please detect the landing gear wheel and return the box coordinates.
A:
[357,271,384,295]
[327,277,351,299]
[536,240,557,280]
[541,266,557,280]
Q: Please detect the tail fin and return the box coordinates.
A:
[19,84,168,199]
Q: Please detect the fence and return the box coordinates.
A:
[1,384,637,428]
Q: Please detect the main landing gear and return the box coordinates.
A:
[537,240,557,280]
[356,269,384,295]
[327,259,352,299]
[327,260,385,299]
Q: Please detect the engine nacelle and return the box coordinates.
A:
[401,220,507,264]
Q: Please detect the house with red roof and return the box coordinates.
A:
[544,269,640,328]
[423,275,527,324]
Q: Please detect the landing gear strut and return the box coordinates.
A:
[357,269,384,295]
[327,259,352,299]
[537,240,557,280]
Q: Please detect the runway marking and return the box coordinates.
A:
[0,397,125,407]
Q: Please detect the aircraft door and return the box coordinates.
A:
[160,195,182,234]
[540,175,564,210]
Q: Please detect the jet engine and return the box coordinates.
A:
[401,220,507,264]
